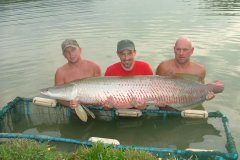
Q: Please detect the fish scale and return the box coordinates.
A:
[41,75,224,111]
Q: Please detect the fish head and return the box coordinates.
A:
[211,80,224,93]
[40,84,76,101]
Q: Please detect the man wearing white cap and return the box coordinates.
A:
[55,39,101,108]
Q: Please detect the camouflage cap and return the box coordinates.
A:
[61,39,80,54]
[117,39,135,52]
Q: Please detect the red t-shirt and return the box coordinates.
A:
[104,61,153,76]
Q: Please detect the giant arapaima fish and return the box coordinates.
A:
[41,75,224,121]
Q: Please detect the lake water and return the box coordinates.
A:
[0,0,239,153]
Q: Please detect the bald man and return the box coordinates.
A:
[156,36,206,83]
[156,36,215,101]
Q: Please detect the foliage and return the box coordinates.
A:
[0,139,157,160]
[1,139,208,160]
[66,142,156,160]
[0,139,62,160]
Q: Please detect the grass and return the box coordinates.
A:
[0,139,208,160]
[0,139,61,160]
[66,143,157,160]
[0,139,158,160]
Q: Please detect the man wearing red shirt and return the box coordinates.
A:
[104,39,153,76]
[104,40,153,110]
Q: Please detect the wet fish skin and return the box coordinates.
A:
[40,76,224,110]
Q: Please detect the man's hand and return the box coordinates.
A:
[102,103,113,110]
[134,104,148,110]
[69,100,79,109]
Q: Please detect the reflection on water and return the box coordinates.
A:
[0,101,225,152]
[58,117,221,151]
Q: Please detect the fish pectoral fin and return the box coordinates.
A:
[82,106,95,119]
[102,96,115,110]
[75,105,88,122]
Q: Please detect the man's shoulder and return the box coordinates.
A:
[82,59,101,76]
[189,61,206,83]
[190,61,205,71]
[55,65,68,85]
[157,59,174,68]
[82,59,100,67]
[191,61,204,67]
[156,59,174,75]
[134,60,153,75]
[105,62,122,76]
[56,64,68,73]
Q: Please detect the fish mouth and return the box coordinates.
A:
[40,88,49,95]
